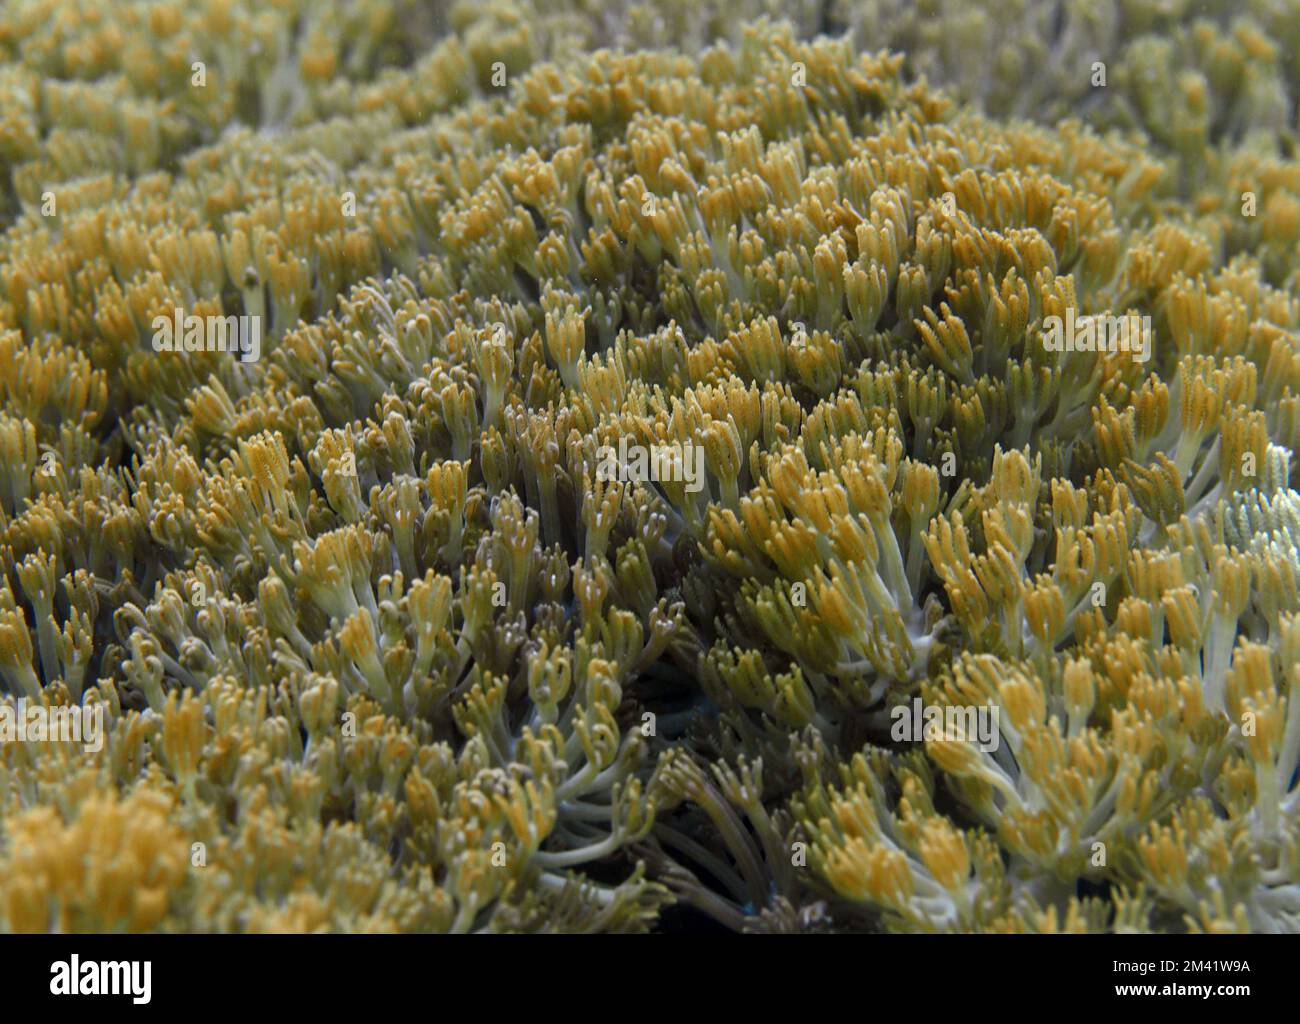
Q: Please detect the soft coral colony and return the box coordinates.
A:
[0,0,1297,935]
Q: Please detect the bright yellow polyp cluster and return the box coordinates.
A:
[0,783,188,933]
[0,1,1296,933]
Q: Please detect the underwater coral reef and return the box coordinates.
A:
[0,0,1297,935]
